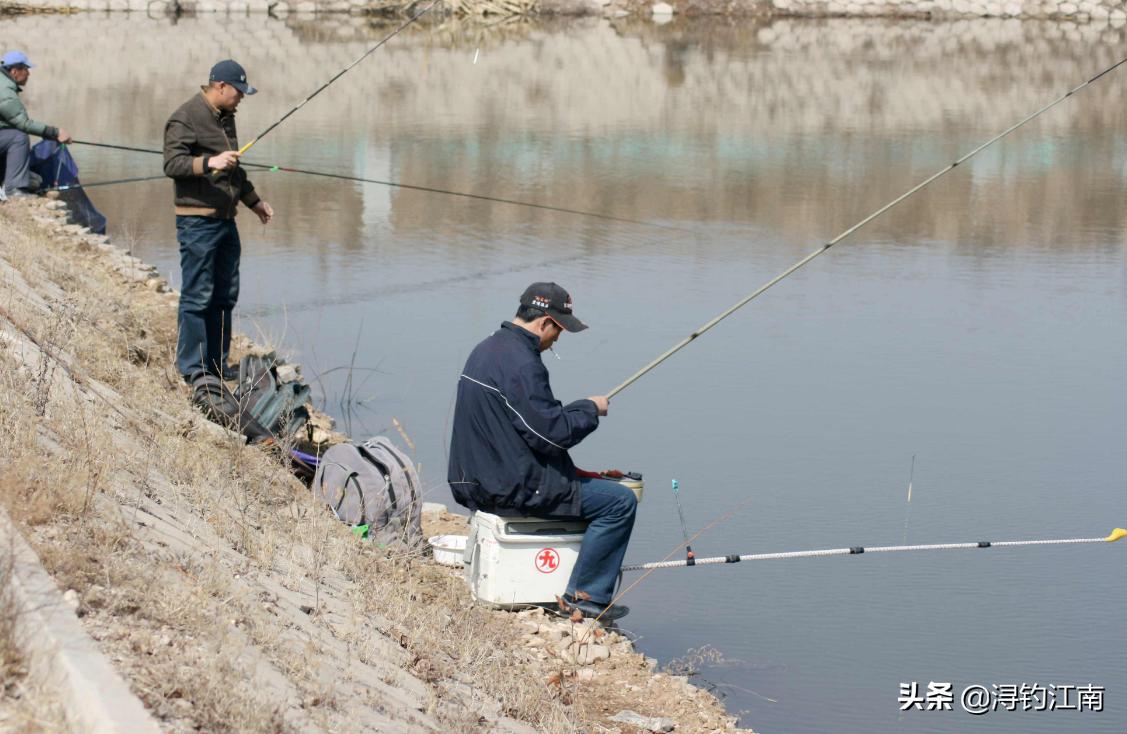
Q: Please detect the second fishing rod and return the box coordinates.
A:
[65,140,684,231]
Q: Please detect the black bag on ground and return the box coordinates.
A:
[233,353,312,445]
[312,437,423,550]
[190,372,273,443]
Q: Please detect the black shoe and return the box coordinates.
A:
[561,596,630,622]
[219,363,240,382]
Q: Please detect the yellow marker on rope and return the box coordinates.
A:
[1106,528,1126,542]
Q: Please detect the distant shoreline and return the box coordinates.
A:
[1,0,1120,21]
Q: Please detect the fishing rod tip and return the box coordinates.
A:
[1105,528,1126,543]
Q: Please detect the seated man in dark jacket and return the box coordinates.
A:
[448,282,636,620]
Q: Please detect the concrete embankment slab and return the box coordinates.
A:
[0,508,162,734]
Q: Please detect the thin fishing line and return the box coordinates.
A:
[620,527,1127,572]
[68,139,688,231]
[671,479,695,563]
[238,220,678,315]
[605,55,1127,399]
[901,453,915,544]
[576,496,755,629]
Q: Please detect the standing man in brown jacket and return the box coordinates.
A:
[164,59,273,382]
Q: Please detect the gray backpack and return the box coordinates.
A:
[312,437,423,549]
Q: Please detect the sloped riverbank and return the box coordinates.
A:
[0,195,748,733]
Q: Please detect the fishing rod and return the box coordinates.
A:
[621,528,1127,572]
[605,56,1127,400]
[247,162,689,231]
[231,0,441,160]
[69,140,685,231]
[51,174,166,192]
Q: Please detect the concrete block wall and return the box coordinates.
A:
[0,0,390,13]
[4,0,1127,17]
[769,0,1127,19]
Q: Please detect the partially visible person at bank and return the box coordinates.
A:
[163,59,273,383]
[0,50,73,200]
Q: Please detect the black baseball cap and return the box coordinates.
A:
[209,59,257,95]
[520,282,588,333]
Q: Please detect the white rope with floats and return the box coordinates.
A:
[620,528,1127,572]
[606,56,1127,399]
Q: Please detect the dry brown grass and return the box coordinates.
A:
[0,198,745,733]
[0,200,582,732]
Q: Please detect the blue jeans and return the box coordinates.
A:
[0,128,31,192]
[565,478,638,606]
[176,216,240,378]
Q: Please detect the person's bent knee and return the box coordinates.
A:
[610,485,638,517]
[178,287,214,312]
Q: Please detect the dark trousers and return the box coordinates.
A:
[176,215,240,378]
[0,128,31,192]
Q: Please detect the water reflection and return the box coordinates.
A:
[5,12,1125,733]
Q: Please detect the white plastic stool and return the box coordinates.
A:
[465,511,590,607]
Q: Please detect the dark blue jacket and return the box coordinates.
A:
[447,322,600,518]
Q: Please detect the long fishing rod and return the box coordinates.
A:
[605,56,1127,400]
[246,162,690,231]
[51,174,166,192]
[621,528,1127,572]
[232,0,441,160]
[69,140,684,230]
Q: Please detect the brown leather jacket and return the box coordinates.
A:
[163,91,259,219]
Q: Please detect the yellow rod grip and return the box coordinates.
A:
[1105,528,1126,543]
[209,140,255,178]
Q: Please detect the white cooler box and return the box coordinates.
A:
[465,511,589,607]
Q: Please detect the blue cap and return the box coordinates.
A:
[1,51,34,69]
[209,59,256,95]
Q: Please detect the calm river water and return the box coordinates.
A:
[5,12,1126,733]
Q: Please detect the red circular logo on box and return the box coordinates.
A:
[535,548,560,574]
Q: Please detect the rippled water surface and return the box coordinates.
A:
[5,13,1126,732]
